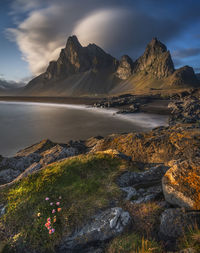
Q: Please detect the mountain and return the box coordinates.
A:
[23,36,199,96]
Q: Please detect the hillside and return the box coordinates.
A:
[22,36,200,97]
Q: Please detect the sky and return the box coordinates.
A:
[0,0,200,83]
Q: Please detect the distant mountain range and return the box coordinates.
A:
[10,36,200,96]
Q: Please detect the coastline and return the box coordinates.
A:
[0,95,171,115]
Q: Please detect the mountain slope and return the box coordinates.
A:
[23,36,200,96]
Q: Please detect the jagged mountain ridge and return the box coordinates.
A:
[23,36,199,96]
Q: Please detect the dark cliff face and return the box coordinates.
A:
[133,38,175,78]
[44,35,118,80]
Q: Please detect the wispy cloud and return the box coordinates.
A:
[6,0,200,76]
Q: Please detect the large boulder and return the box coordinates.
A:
[58,207,131,252]
[162,159,200,210]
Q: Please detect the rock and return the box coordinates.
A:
[0,153,41,184]
[132,185,163,204]
[40,144,78,165]
[15,139,55,157]
[116,55,134,80]
[168,97,200,125]
[162,159,200,210]
[170,66,199,87]
[133,37,174,78]
[117,164,168,187]
[121,186,137,200]
[159,208,200,239]
[58,207,131,252]
[0,204,6,217]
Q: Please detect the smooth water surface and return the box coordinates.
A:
[0,101,168,156]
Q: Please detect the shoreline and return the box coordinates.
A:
[0,95,171,115]
[0,100,169,129]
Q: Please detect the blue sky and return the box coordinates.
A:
[0,0,200,82]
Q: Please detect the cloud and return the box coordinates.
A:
[172,48,200,58]
[7,0,200,76]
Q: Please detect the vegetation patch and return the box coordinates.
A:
[0,152,131,252]
[107,232,162,253]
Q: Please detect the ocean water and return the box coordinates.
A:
[0,101,168,157]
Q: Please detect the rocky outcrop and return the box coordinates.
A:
[133,38,175,78]
[168,96,200,125]
[162,159,200,210]
[91,124,200,164]
[0,140,83,186]
[57,207,131,252]
[117,164,168,187]
[116,55,134,80]
[170,66,199,87]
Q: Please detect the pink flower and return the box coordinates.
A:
[49,229,52,234]
[45,197,49,201]
[51,228,55,233]
[56,202,60,206]
[50,202,53,206]
[52,209,56,214]
[47,218,51,221]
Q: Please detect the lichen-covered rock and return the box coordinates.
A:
[58,207,131,252]
[162,159,200,210]
[159,208,200,239]
[91,124,200,163]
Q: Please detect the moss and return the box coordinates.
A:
[107,233,162,253]
[0,153,129,252]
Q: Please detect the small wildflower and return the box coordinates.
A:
[59,196,62,199]
[49,229,52,234]
[57,208,62,212]
[45,197,49,201]
[50,202,53,206]
[56,202,60,206]
[47,217,51,222]
[51,228,55,233]
[37,212,41,217]
[52,209,56,214]
[53,217,57,223]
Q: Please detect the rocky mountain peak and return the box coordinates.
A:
[133,38,174,78]
[116,55,134,80]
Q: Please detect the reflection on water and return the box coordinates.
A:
[0,102,168,157]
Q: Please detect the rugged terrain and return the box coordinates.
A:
[0,91,200,252]
[19,36,200,97]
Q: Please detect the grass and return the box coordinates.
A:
[124,202,163,238]
[178,224,200,252]
[107,233,162,253]
[0,152,130,252]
